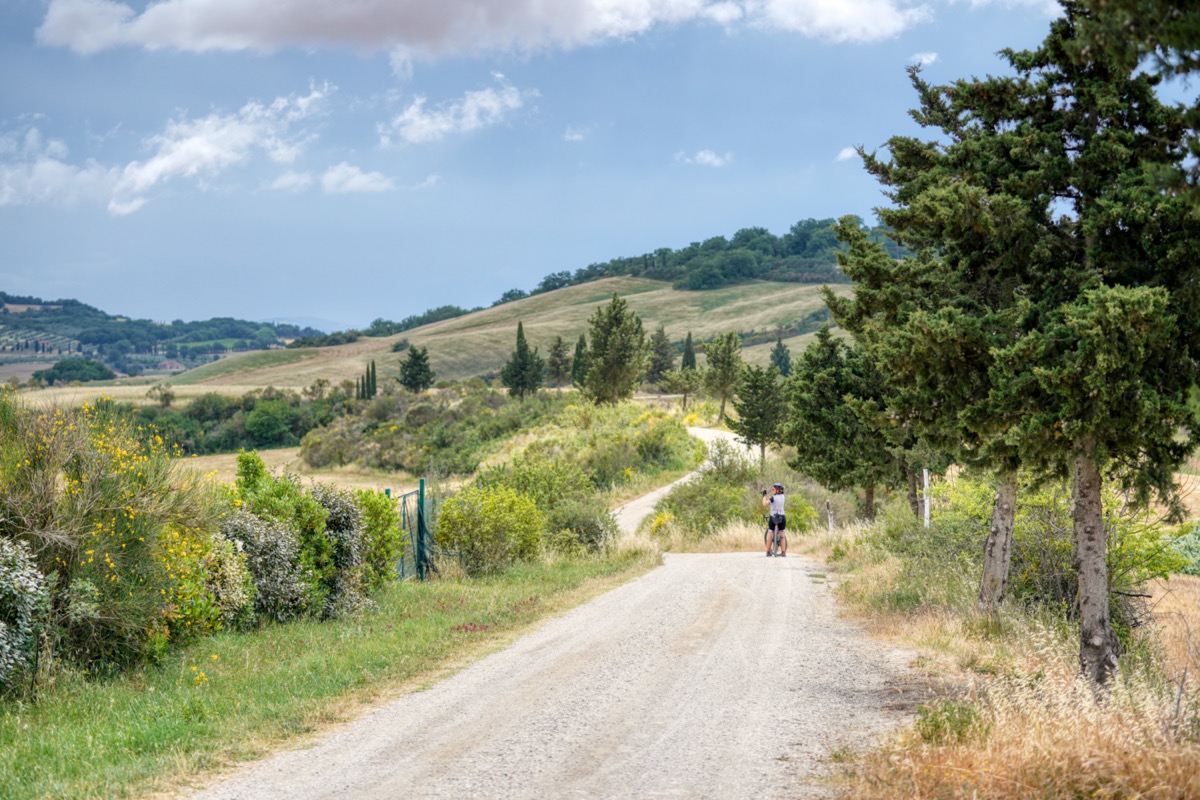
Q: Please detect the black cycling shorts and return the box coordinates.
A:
[768,514,786,532]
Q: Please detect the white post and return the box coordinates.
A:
[923,468,931,528]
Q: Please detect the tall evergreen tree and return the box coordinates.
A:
[646,326,675,386]
[571,334,590,388]
[584,294,648,404]
[546,335,572,390]
[398,345,435,393]
[850,7,1200,683]
[769,335,792,377]
[500,321,545,400]
[728,365,784,469]
[782,328,902,521]
[702,331,742,422]
[681,332,697,370]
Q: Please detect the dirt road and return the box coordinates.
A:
[191,551,912,800]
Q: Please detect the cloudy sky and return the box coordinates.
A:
[2,0,1081,329]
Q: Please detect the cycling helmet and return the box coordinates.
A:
[772,483,784,492]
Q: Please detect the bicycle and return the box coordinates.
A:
[764,519,783,557]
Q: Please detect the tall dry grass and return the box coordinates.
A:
[809,519,1200,799]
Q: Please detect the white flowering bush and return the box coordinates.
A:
[0,538,46,689]
[202,533,256,630]
[220,509,307,623]
[310,483,367,617]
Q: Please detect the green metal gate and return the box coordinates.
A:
[395,478,440,580]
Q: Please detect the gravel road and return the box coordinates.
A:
[191,552,913,800]
[190,428,915,799]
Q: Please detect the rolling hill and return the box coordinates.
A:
[162,277,851,392]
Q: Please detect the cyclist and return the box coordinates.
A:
[762,483,787,557]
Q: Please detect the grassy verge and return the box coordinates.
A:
[0,553,657,800]
[794,515,1200,799]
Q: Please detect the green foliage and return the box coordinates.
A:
[571,334,589,388]
[219,509,306,623]
[915,700,988,745]
[545,335,572,389]
[309,483,367,616]
[478,456,617,552]
[398,345,435,393]
[499,321,545,400]
[782,328,902,502]
[646,326,675,385]
[0,392,230,673]
[437,486,543,576]
[681,332,697,370]
[584,294,647,404]
[769,336,791,377]
[302,388,570,476]
[235,451,335,617]
[659,368,702,411]
[0,538,46,690]
[285,331,359,349]
[354,489,406,592]
[702,331,742,421]
[728,364,783,466]
[31,358,114,384]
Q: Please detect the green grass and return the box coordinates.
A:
[171,349,318,385]
[0,554,655,799]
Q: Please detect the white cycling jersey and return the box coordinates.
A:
[768,493,785,516]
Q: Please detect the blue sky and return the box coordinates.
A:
[1,0,1076,330]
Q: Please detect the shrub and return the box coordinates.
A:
[0,538,46,690]
[355,489,406,592]
[1170,524,1200,576]
[436,486,543,576]
[220,508,307,623]
[235,451,334,616]
[202,533,256,630]
[0,394,226,672]
[310,483,367,616]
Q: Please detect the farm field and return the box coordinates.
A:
[179,448,417,495]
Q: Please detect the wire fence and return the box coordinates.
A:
[395,479,442,580]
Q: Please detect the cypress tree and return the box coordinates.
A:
[571,334,589,388]
[500,321,545,400]
[584,294,647,404]
[646,326,675,386]
[729,365,784,469]
[398,346,435,393]
[702,331,742,422]
[681,332,697,370]
[546,335,572,390]
[769,336,792,378]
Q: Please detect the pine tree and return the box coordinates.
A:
[681,332,697,370]
[584,294,648,404]
[728,365,784,468]
[702,331,742,422]
[398,346,435,393]
[546,335,572,390]
[500,321,545,400]
[571,335,589,388]
[769,336,792,378]
[645,326,675,386]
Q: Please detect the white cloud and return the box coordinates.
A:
[563,125,588,142]
[110,85,329,210]
[0,126,119,208]
[321,162,395,193]
[910,50,938,65]
[0,85,330,214]
[414,173,441,189]
[743,0,931,43]
[37,0,935,57]
[270,171,312,192]
[381,74,535,145]
[836,146,858,161]
[676,149,733,167]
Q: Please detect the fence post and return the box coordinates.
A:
[923,468,931,528]
[416,477,428,581]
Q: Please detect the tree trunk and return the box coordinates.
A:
[906,467,920,519]
[1073,440,1119,686]
[759,442,766,471]
[862,484,876,522]
[718,393,727,423]
[978,471,1018,613]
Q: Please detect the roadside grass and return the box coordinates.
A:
[0,553,657,800]
[797,517,1200,799]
